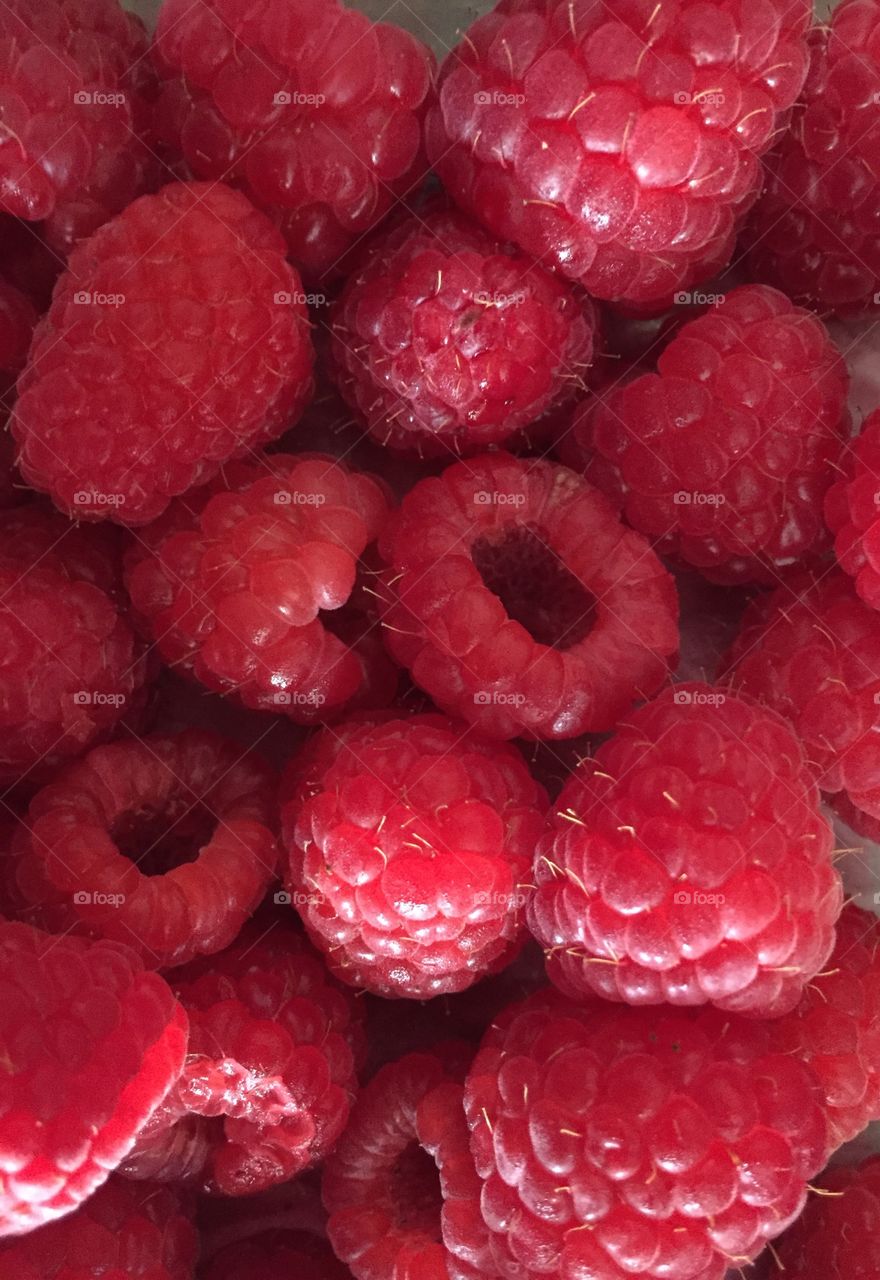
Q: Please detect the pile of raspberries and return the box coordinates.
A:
[4,1,880,1278]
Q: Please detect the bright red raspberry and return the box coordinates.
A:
[9,730,279,969]
[459,991,830,1280]
[826,409,880,609]
[203,1230,351,1280]
[124,454,392,722]
[746,1,880,313]
[153,0,435,282]
[378,453,679,740]
[426,0,811,308]
[579,285,850,583]
[771,1153,880,1279]
[324,1050,488,1280]
[12,181,315,525]
[280,714,547,998]
[529,683,842,1017]
[0,922,188,1237]
[0,1176,198,1279]
[0,505,147,783]
[123,924,364,1197]
[329,208,597,456]
[0,0,157,253]
[721,570,880,824]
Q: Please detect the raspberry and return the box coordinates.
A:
[0,0,157,253]
[528,682,842,1017]
[459,990,831,1280]
[721,569,880,824]
[153,0,435,282]
[9,730,280,969]
[0,922,188,1236]
[826,408,880,609]
[123,923,364,1197]
[0,1175,198,1279]
[324,1050,487,1280]
[203,1230,351,1280]
[426,0,811,308]
[124,454,392,722]
[0,505,147,783]
[746,1,880,314]
[280,713,546,998]
[378,453,679,740]
[771,1154,880,1279]
[329,208,597,456]
[580,285,850,584]
[12,181,315,525]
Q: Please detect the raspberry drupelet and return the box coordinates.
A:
[378,453,679,740]
[528,683,843,1017]
[12,181,315,526]
[280,714,547,999]
[9,730,280,969]
[0,922,188,1237]
[0,1176,198,1279]
[427,0,811,308]
[123,924,364,1197]
[771,1153,880,1279]
[826,408,880,610]
[578,285,850,584]
[329,208,597,456]
[124,454,392,722]
[153,0,435,282]
[747,0,880,314]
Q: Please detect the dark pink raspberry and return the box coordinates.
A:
[12,181,315,525]
[826,408,880,609]
[124,924,364,1197]
[458,991,830,1280]
[580,285,850,583]
[329,207,597,456]
[427,0,811,308]
[0,505,147,783]
[153,0,435,282]
[379,453,679,740]
[721,570,880,824]
[9,730,279,969]
[528,682,842,1017]
[124,454,393,722]
[746,0,880,313]
[0,1176,198,1279]
[771,1154,880,1279]
[0,922,188,1237]
[0,0,158,253]
[280,713,547,998]
[324,1050,488,1280]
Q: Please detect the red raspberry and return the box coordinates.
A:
[329,208,597,456]
[426,0,811,308]
[771,1153,880,1279]
[124,454,392,722]
[280,714,547,998]
[826,409,880,609]
[459,991,830,1280]
[721,570,880,824]
[746,1,880,314]
[124,924,364,1197]
[153,0,435,282]
[0,506,147,783]
[12,181,315,526]
[203,1230,351,1280]
[9,730,279,969]
[579,285,850,584]
[528,683,842,1017]
[378,453,679,740]
[324,1050,488,1280]
[0,1175,198,1279]
[0,922,188,1237]
[0,0,157,253]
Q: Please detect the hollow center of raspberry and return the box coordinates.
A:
[389,1141,443,1235]
[113,802,213,876]
[471,524,597,648]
